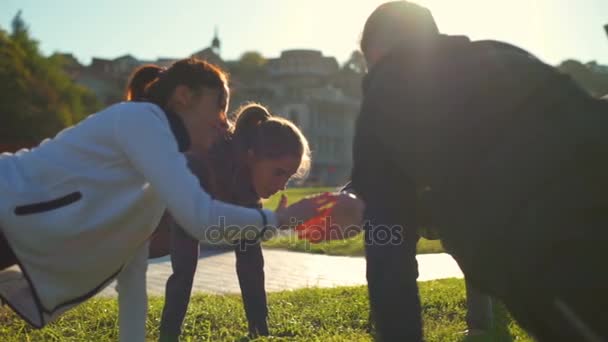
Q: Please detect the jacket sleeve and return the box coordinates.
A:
[351,65,421,221]
[113,104,277,242]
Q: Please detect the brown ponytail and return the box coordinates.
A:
[125,64,163,101]
[204,103,311,206]
[145,58,228,109]
[233,103,272,148]
[125,58,228,109]
[233,103,311,180]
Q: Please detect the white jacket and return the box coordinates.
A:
[0,101,277,330]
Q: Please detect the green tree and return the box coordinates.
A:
[230,51,267,82]
[343,50,366,74]
[332,50,366,99]
[11,10,27,35]
[0,11,100,147]
[557,59,608,97]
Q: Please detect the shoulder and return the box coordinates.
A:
[98,101,165,124]
[111,101,166,121]
[110,101,170,134]
[470,39,538,60]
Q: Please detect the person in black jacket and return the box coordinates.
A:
[343,179,493,339]
[352,2,608,341]
[341,177,422,341]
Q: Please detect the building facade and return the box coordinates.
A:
[66,33,362,186]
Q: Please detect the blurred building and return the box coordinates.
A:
[65,31,362,186]
[261,50,358,186]
[586,61,608,75]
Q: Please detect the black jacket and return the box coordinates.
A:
[351,34,608,297]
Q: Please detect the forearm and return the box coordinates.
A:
[114,108,277,242]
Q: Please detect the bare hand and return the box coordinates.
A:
[327,192,365,238]
[275,192,365,233]
[275,192,339,229]
[275,194,288,211]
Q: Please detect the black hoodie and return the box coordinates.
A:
[351,34,608,298]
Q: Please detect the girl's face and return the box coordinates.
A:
[173,85,229,154]
[248,153,301,199]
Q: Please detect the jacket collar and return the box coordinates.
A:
[164,109,191,153]
[134,98,191,152]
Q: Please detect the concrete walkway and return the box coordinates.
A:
[98,249,462,297]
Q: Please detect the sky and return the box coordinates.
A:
[1,0,607,66]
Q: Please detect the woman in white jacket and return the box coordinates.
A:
[0,58,362,338]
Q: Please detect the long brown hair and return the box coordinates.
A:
[124,58,229,109]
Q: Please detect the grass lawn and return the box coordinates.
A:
[263,233,444,256]
[262,187,445,256]
[0,279,531,341]
[261,187,336,209]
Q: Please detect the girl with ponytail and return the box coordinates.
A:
[0,57,363,341]
[157,103,312,341]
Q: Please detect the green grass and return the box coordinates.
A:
[262,187,446,256]
[0,279,531,341]
[262,187,335,210]
[263,232,444,256]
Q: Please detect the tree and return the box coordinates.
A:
[343,50,367,74]
[239,51,266,69]
[229,51,267,83]
[0,11,100,148]
[331,50,366,99]
[558,59,608,97]
[11,10,27,35]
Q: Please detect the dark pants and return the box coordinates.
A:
[500,244,608,342]
[159,224,268,340]
[0,230,17,270]
[0,229,17,307]
[363,205,423,342]
[464,276,493,331]
[236,241,269,337]
[504,291,608,342]
[159,224,199,340]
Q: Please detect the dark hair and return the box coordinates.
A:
[205,103,310,206]
[125,65,163,101]
[125,58,229,108]
[361,1,439,57]
[232,103,310,179]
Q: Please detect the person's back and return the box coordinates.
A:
[1,102,145,192]
[0,102,168,326]
[354,10,608,339]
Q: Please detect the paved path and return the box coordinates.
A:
[97,249,463,297]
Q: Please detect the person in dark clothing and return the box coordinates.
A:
[341,179,422,341]
[464,276,493,335]
[342,180,493,340]
[352,2,608,341]
[156,103,311,341]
